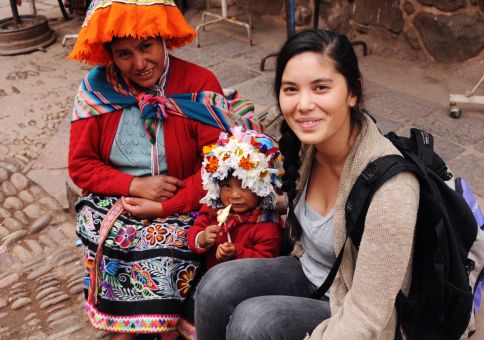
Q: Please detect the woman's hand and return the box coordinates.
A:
[198,225,221,248]
[276,193,288,215]
[121,196,163,219]
[215,242,236,261]
[129,175,185,201]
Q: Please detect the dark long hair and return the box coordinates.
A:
[276,29,364,239]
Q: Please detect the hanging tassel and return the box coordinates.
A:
[87,199,125,306]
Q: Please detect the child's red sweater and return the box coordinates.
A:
[187,207,283,269]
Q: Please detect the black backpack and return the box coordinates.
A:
[309,128,480,340]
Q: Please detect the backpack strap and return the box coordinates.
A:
[345,155,417,248]
[310,155,417,300]
[310,238,347,300]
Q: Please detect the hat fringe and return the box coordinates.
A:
[69,3,195,65]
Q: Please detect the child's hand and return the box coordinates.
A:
[121,196,163,219]
[215,242,236,261]
[198,225,221,248]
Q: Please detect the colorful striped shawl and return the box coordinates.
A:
[72,65,262,143]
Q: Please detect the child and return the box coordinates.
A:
[186,126,285,269]
[178,127,285,339]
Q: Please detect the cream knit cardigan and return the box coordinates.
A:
[292,116,420,340]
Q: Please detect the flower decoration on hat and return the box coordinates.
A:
[200,126,285,209]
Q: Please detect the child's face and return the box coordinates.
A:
[220,177,259,213]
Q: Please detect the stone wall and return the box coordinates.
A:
[211,0,483,63]
[348,0,483,62]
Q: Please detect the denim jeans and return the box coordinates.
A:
[195,256,331,340]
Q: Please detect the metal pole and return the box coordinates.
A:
[221,0,227,18]
[10,0,21,28]
[313,0,320,29]
[30,0,37,16]
[287,0,295,35]
[57,0,69,20]
[468,75,484,97]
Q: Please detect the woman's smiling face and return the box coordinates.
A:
[110,37,165,89]
[279,51,357,148]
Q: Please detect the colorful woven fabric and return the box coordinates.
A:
[76,193,200,333]
[177,318,196,340]
[72,65,262,143]
[85,302,179,333]
[69,0,195,65]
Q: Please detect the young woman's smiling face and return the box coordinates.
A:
[279,52,357,149]
[110,37,165,89]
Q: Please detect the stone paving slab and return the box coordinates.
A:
[365,88,437,124]
[369,113,404,134]
[171,45,224,68]
[414,111,484,146]
[194,35,256,60]
[32,117,70,171]
[235,73,276,107]
[231,45,278,73]
[209,61,261,88]
[448,153,484,198]
[364,80,391,100]
[476,140,484,155]
[27,169,70,209]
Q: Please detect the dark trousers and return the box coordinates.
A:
[195,256,331,340]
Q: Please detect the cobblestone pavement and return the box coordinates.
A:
[0,1,483,338]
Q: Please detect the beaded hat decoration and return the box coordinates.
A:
[200,126,284,209]
[69,0,195,65]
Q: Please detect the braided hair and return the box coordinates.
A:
[275,29,365,241]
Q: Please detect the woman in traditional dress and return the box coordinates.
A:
[68,1,257,338]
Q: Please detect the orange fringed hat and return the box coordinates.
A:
[69,0,195,65]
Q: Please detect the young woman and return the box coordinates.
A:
[195,29,420,339]
[67,1,243,339]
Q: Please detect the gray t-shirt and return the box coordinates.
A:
[295,181,336,292]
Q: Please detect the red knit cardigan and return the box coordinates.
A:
[68,56,223,217]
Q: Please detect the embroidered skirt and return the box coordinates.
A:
[76,194,200,334]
